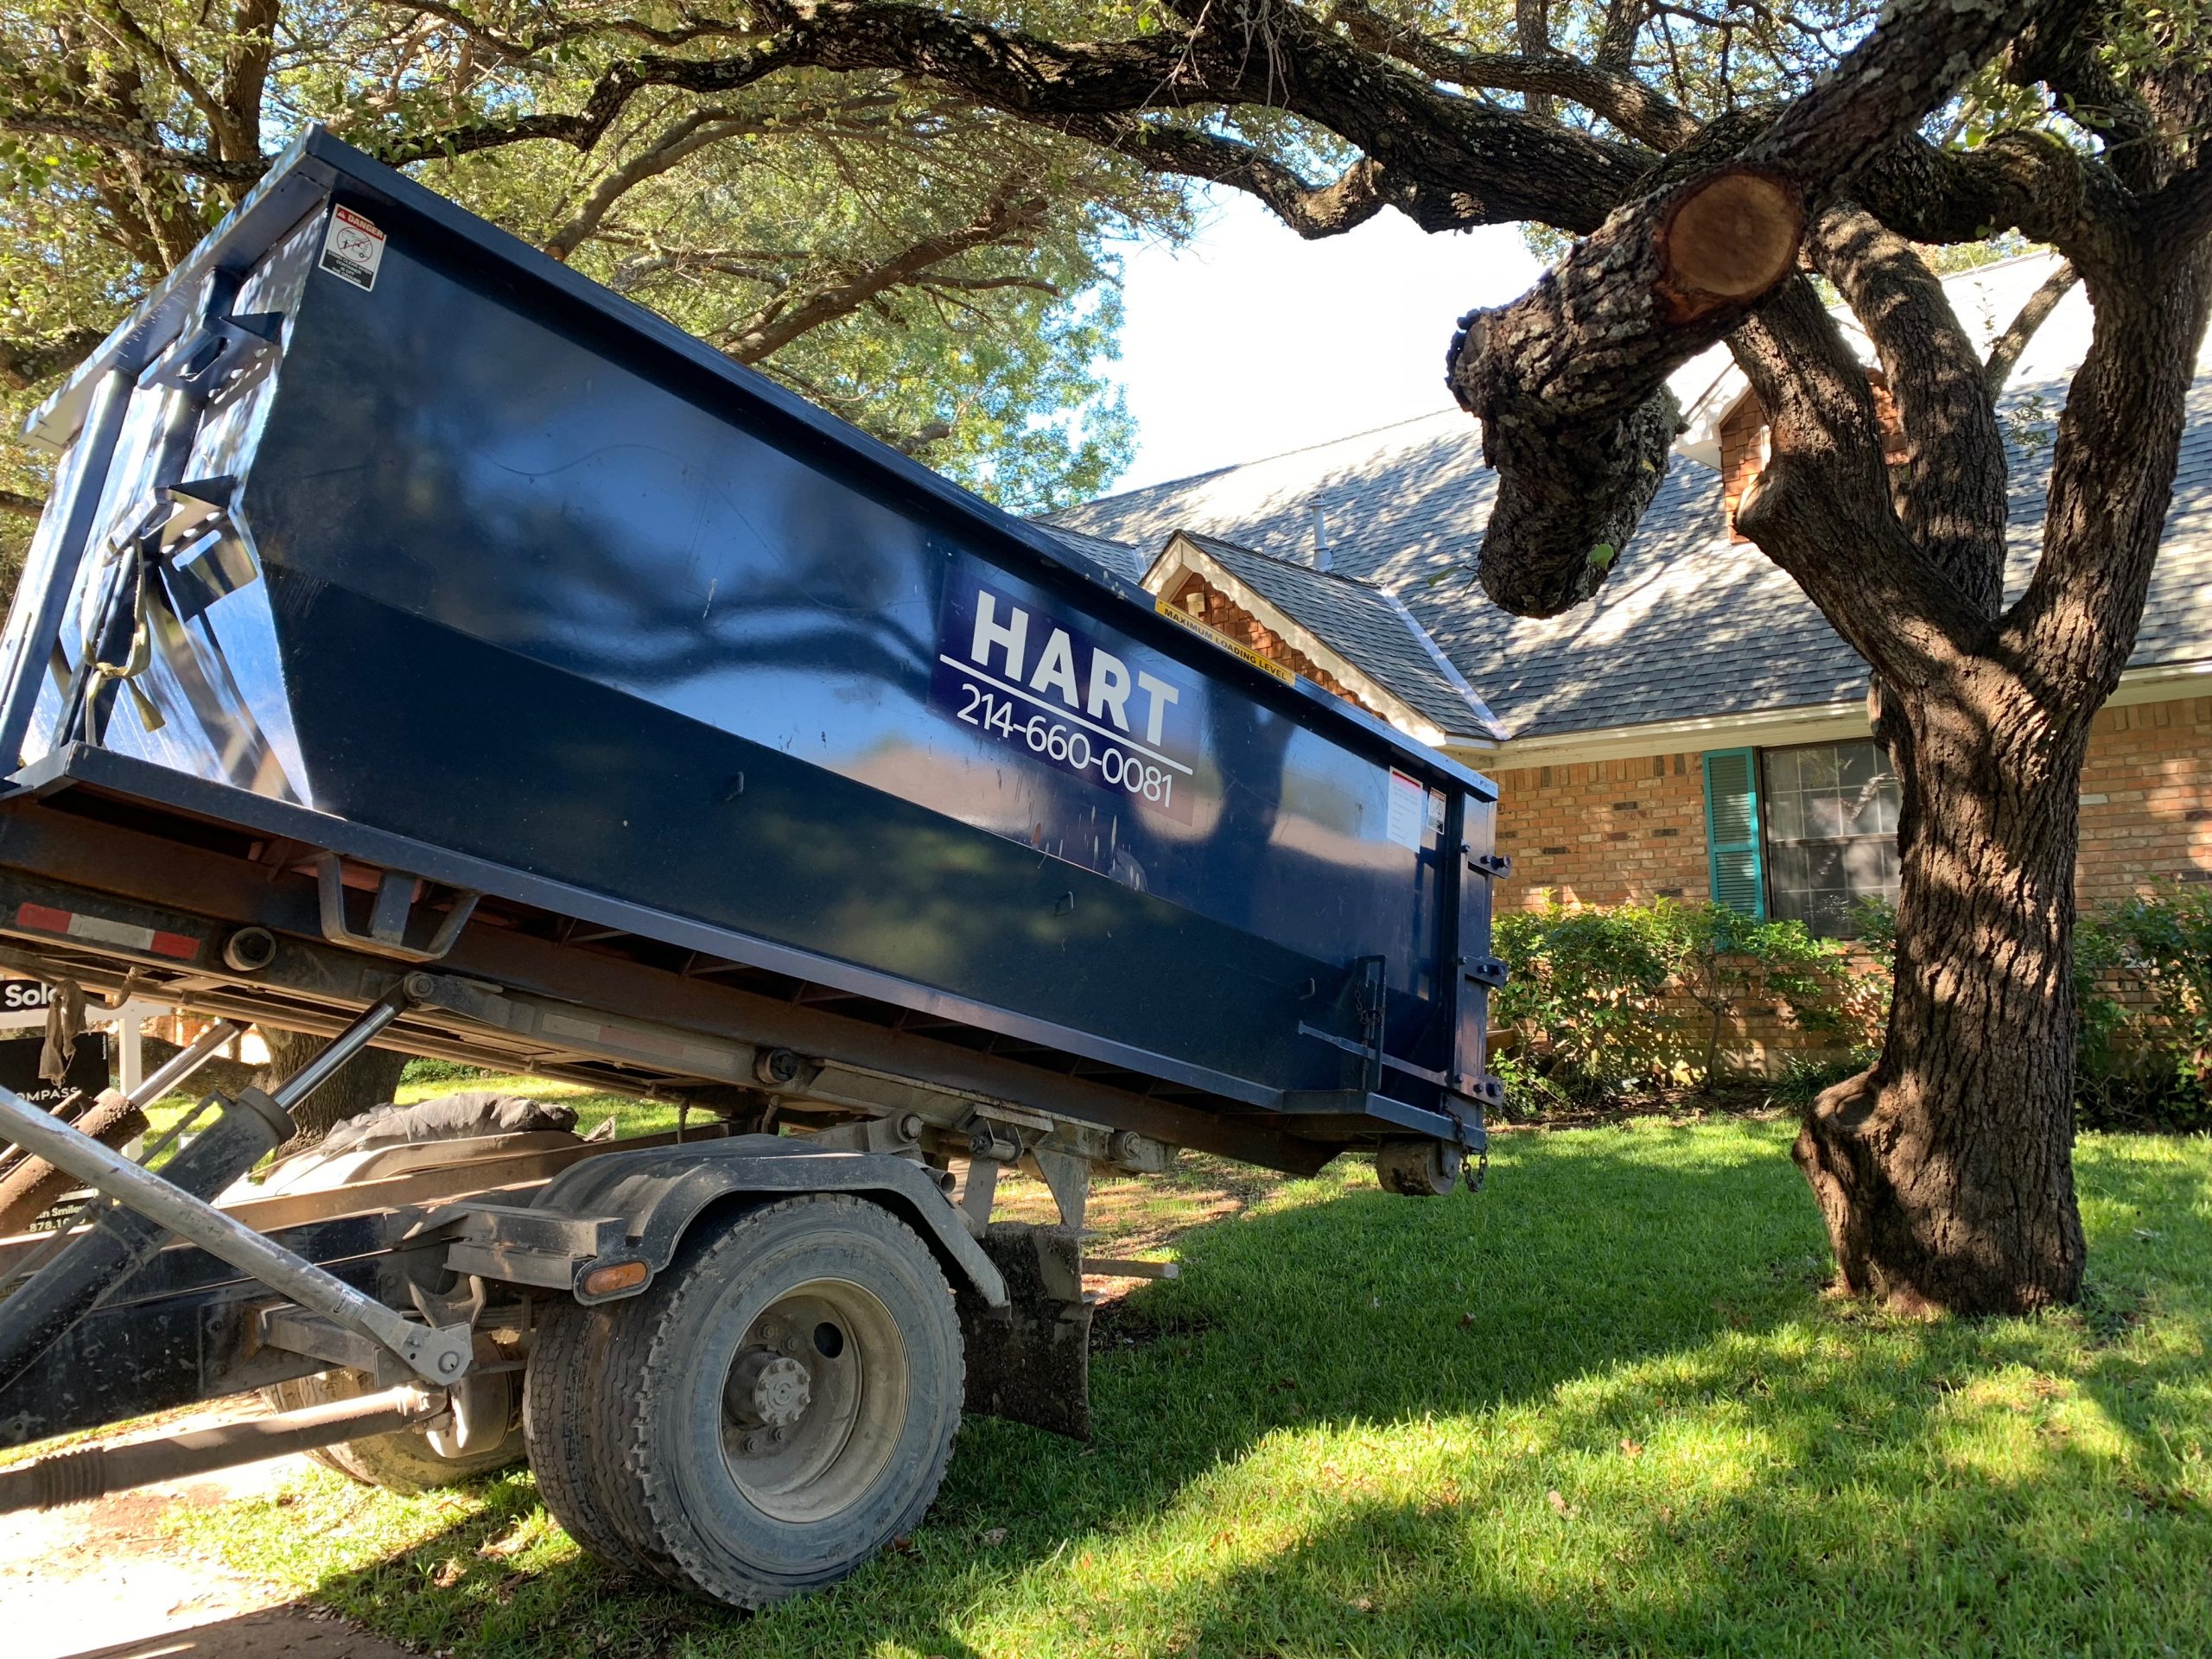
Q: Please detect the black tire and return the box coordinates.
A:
[521,1295,661,1575]
[265,1357,524,1494]
[572,1194,965,1609]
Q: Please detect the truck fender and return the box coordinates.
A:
[524,1135,1007,1308]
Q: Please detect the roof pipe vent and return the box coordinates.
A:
[1308,500,1331,572]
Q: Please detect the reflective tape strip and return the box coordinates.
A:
[15,901,199,960]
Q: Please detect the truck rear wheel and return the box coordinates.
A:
[536,1194,963,1608]
[520,1294,661,1574]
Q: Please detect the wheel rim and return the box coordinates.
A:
[719,1276,908,1524]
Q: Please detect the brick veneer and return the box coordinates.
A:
[1162,573,1382,716]
[1488,695,2210,913]
[1490,750,1712,908]
[2076,695,2212,905]
[1718,399,1767,544]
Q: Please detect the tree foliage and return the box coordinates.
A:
[0,0,1185,542]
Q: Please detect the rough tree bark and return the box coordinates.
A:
[1429,0,2212,1311]
[256,1027,410,1149]
[1722,214,2212,1311]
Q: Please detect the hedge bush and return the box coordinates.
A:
[1491,896,1862,1111]
[1491,885,2212,1131]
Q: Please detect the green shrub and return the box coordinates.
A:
[1493,896,1854,1110]
[2088,881,2212,1130]
[1728,887,2210,1132]
[1768,1051,1873,1116]
[1493,899,1678,1106]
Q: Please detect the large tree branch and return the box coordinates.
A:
[0,327,110,392]
[2145,159,2212,252]
[544,106,778,260]
[1730,278,1988,678]
[2007,0,2158,149]
[1810,206,2009,616]
[1326,0,1701,150]
[2002,244,2212,698]
[1060,117,1467,237]
[219,0,283,177]
[87,0,232,157]
[1853,130,2133,280]
[0,111,265,184]
[755,0,1655,233]
[1984,258,2079,397]
[0,489,43,521]
[1516,0,1555,122]
[1444,0,2045,618]
[722,185,1049,362]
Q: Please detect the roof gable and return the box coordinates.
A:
[1148,532,1504,742]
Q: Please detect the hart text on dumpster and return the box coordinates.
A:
[931,564,1201,824]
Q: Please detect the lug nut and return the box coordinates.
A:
[770,1427,787,1445]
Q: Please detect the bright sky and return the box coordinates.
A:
[1106,189,1544,491]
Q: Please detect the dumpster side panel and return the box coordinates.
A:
[235,219,1446,999]
[265,569,1363,1094]
[4,137,1503,1126]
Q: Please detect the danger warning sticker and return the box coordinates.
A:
[320,205,386,290]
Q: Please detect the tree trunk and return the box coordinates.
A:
[1792,671,2088,1314]
[256,1027,410,1150]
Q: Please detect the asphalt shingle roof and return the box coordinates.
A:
[1045,258,2212,744]
[1172,532,1502,739]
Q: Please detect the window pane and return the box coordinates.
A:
[1758,739,1902,937]
[1766,788,1804,840]
[1847,780,1889,836]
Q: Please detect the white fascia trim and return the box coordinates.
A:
[1144,537,1478,748]
[1445,698,1869,769]
[2105,658,2212,708]
[1437,658,2212,771]
[1373,585,1510,739]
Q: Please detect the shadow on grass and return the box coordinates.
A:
[194,1121,2212,1658]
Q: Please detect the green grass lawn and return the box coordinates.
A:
[159,1116,2212,1657]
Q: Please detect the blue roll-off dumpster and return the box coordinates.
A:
[0,129,1505,1605]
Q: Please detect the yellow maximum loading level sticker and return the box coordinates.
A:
[1154,597,1298,684]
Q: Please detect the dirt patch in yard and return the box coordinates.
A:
[1,1401,417,1659]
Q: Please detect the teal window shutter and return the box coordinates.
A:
[1703,748,1767,917]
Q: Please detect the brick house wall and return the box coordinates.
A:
[1718,400,1767,543]
[1491,751,1711,907]
[2075,696,2212,906]
[1490,695,2211,913]
[1720,379,1909,544]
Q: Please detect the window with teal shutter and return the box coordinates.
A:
[1702,748,1767,917]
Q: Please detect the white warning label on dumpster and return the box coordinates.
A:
[1386,768,1427,850]
[320,205,386,290]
